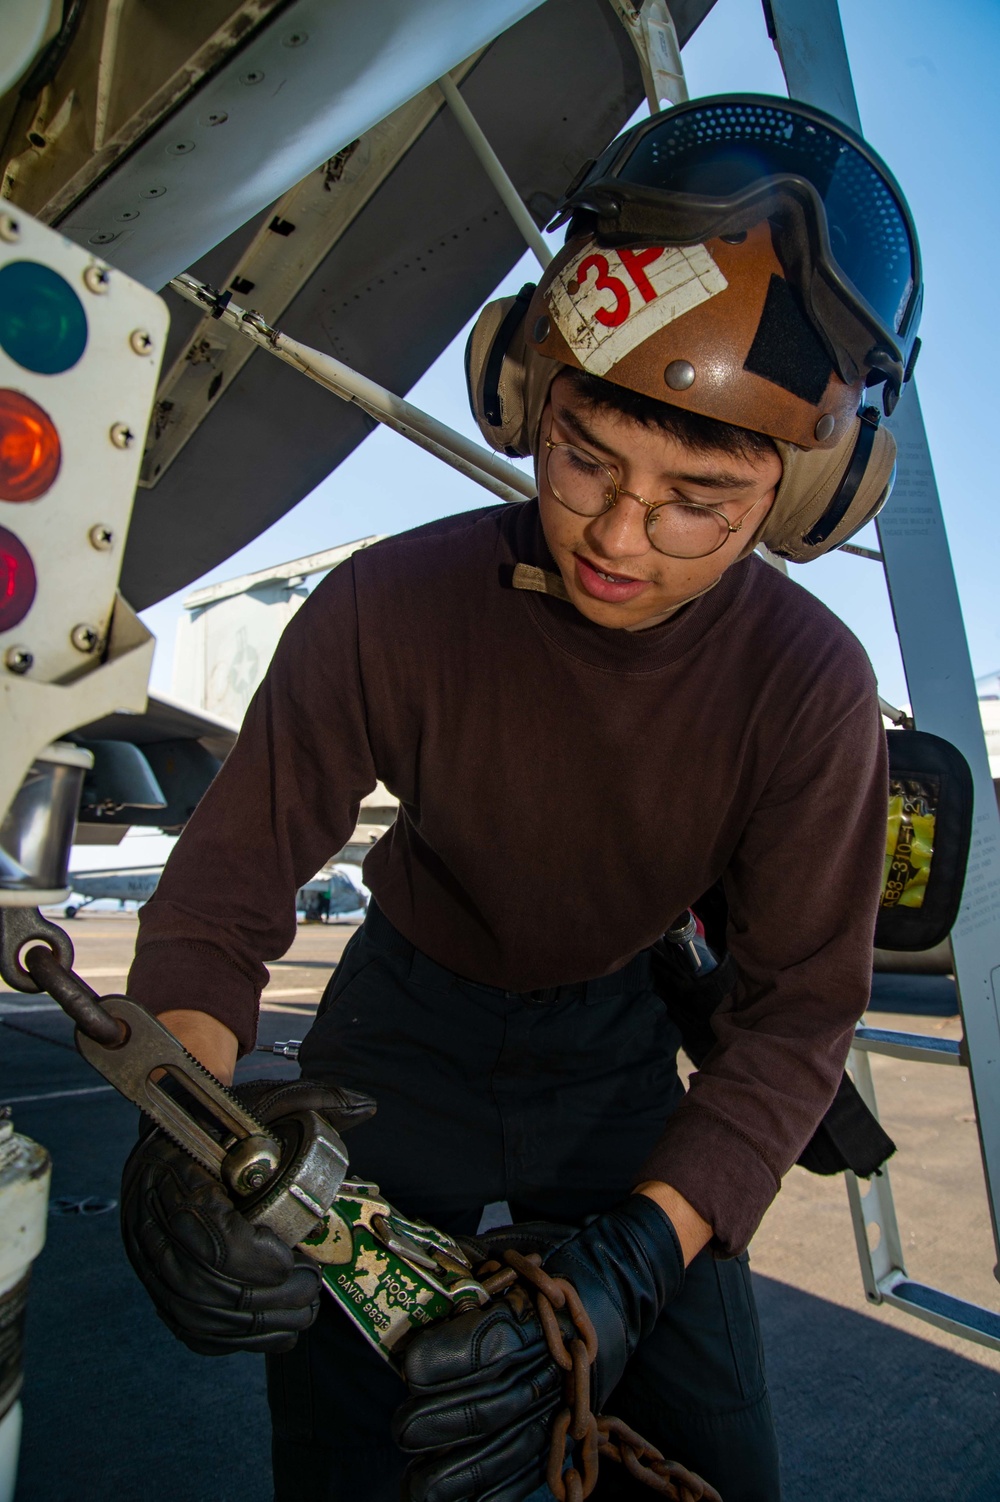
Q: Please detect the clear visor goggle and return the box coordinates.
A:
[551,96,922,406]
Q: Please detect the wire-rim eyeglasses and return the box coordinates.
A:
[544,438,770,560]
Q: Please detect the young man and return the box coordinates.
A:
[120,97,921,1501]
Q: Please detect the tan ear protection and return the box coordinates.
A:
[466,274,897,562]
[466,283,551,458]
[765,415,897,563]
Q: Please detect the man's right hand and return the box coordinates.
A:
[395,1197,685,1502]
[120,1079,376,1356]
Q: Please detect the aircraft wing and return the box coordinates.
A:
[75,691,239,763]
[1,0,718,608]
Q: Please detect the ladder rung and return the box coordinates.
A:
[854,1027,962,1065]
[880,1277,1000,1351]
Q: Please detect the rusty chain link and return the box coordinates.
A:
[0,908,125,1046]
[478,1250,722,1502]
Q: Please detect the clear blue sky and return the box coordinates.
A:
[139,0,1000,712]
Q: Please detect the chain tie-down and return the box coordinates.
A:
[477,1250,723,1502]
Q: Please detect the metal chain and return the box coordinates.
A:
[478,1250,722,1502]
[21,946,124,1045]
[0,906,124,1046]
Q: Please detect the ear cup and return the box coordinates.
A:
[467,285,565,460]
[762,415,897,562]
[801,408,881,548]
[466,286,535,455]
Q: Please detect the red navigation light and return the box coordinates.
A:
[0,389,61,502]
[0,525,36,630]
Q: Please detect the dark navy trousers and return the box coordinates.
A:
[268,904,781,1500]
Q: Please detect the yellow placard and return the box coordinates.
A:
[881,777,938,910]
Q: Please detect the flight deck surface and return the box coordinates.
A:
[3,915,998,1501]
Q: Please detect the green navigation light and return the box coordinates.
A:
[0,261,88,375]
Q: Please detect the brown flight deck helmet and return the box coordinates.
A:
[466,96,922,562]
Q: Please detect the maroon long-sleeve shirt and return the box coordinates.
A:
[129,500,887,1253]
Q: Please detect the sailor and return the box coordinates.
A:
[120,95,922,1502]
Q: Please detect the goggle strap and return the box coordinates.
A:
[480,282,536,428]
[803,407,880,548]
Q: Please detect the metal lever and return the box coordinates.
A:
[0,908,485,1356]
[0,908,349,1244]
[73,992,285,1195]
[0,908,490,1369]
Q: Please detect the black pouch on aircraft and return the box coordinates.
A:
[875,729,974,952]
[651,922,895,1180]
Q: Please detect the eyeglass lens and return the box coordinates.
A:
[545,441,731,559]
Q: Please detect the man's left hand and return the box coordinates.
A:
[393,1196,684,1502]
[120,1078,375,1357]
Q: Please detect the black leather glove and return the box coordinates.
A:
[394,1196,684,1502]
[121,1077,375,1356]
[453,1219,577,1270]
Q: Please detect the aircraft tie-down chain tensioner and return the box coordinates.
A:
[0,905,722,1499]
[0,905,490,1357]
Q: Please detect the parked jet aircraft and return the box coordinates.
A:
[298,866,368,922]
[65,862,367,920]
[64,866,162,917]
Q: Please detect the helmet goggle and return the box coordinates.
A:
[551,96,922,411]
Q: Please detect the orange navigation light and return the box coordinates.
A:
[0,389,62,502]
[0,524,37,630]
